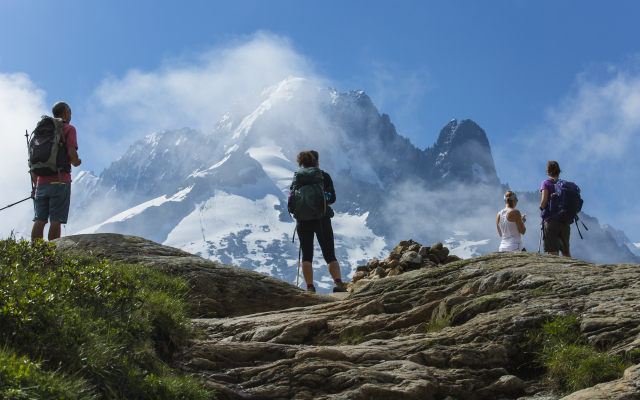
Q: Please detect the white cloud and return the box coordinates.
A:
[84,32,328,167]
[495,61,640,240]
[346,62,433,143]
[0,72,48,238]
[544,69,640,162]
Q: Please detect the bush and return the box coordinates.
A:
[527,314,632,393]
[425,314,451,333]
[0,346,93,400]
[0,237,212,399]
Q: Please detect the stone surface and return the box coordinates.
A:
[428,254,441,264]
[351,271,367,283]
[177,251,640,399]
[58,234,640,399]
[400,251,423,265]
[54,234,334,318]
[560,364,640,399]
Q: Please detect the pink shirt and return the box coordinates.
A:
[36,123,78,185]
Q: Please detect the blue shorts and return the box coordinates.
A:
[33,182,71,224]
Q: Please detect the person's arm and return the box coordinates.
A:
[30,172,37,197]
[496,213,502,237]
[68,147,81,167]
[540,189,549,211]
[323,172,336,205]
[512,209,526,234]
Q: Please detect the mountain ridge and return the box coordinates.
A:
[65,77,638,292]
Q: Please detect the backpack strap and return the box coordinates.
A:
[291,224,297,243]
[574,215,588,239]
[575,220,584,240]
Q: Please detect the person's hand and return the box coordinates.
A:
[30,188,35,198]
[522,214,527,223]
[72,158,82,167]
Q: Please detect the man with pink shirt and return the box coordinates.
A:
[30,101,82,241]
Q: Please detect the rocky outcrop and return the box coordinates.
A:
[179,251,640,399]
[56,234,640,399]
[349,239,461,292]
[54,233,333,318]
[425,119,500,185]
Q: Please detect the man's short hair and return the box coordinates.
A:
[52,102,70,118]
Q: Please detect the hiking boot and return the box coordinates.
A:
[306,286,316,293]
[333,281,347,293]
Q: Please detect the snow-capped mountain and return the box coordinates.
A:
[603,224,640,258]
[67,77,638,292]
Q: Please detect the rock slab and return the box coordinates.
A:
[54,233,333,318]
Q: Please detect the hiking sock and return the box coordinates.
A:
[333,279,342,283]
[306,284,315,289]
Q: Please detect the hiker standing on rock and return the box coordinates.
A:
[288,150,347,293]
[540,161,571,257]
[30,102,81,241]
[496,190,526,251]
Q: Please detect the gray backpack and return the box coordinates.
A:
[29,116,70,179]
[288,167,326,220]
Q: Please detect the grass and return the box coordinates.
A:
[424,314,451,333]
[527,314,634,393]
[528,285,553,297]
[0,237,213,399]
[340,327,366,345]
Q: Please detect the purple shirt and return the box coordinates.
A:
[36,123,78,185]
[541,178,557,222]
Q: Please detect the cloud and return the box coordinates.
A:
[0,72,48,237]
[346,62,433,144]
[380,180,504,256]
[544,68,640,162]
[84,32,329,168]
[494,60,640,240]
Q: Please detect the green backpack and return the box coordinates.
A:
[288,167,326,220]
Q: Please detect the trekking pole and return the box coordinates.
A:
[0,197,32,212]
[538,222,543,253]
[296,245,301,288]
[25,129,34,191]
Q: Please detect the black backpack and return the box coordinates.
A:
[29,116,70,178]
[288,167,326,220]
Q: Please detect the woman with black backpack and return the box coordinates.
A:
[288,150,347,293]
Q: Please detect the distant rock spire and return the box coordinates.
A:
[427,119,500,185]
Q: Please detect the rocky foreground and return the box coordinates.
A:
[56,234,640,400]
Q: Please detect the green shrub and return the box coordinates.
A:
[425,314,451,333]
[0,237,212,399]
[0,346,93,400]
[527,314,632,393]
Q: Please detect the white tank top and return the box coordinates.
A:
[499,208,524,251]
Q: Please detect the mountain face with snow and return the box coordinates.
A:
[67,77,638,292]
[602,224,640,258]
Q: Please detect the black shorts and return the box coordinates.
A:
[296,217,337,264]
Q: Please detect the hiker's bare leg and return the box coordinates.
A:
[31,221,47,241]
[302,261,314,285]
[561,250,571,258]
[550,251,559,256]
[328,261,341,280]
[48,221,62,241]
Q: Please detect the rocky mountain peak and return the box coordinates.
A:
[427,119,500,185]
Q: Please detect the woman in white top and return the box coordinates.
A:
[496,191,527,251]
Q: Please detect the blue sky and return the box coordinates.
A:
[2,0,640,241]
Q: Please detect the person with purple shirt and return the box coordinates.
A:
[30,102,82,241]
[540,161,571,257]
